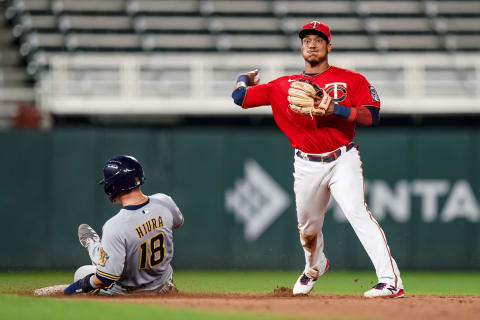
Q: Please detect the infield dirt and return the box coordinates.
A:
[41,292,479,320]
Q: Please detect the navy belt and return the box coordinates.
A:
[296,142,357,163]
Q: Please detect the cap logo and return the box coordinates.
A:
[309,21,322,28]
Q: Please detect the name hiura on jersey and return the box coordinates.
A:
[135,216,164,239]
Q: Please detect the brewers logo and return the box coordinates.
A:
[98,247,109,267]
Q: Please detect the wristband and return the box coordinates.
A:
[232,86,247,106]
[332,104,350,119]
[80,273,95,292]
[237,75,250,85]
[333,104,357,122]
[64,273,95,294]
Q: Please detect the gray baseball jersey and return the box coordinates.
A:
[95,193,183,294]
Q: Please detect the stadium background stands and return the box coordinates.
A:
[1,0,479,127]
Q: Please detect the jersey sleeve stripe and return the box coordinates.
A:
[95,273,116,287]
[96,269,121,280]
[174,216,184,229]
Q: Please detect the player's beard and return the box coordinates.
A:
[305,56,321,67]
[303,48,327,67]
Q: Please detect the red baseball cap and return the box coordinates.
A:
[298,21,331,43]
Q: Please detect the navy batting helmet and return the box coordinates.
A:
[99,155,145,201]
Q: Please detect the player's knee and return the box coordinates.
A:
[299,233,318,250]
[298,218,323,235]
[74,265,96,282]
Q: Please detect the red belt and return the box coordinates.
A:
[296,142,357,163]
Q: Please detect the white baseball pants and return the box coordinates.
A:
[293,144,403,289]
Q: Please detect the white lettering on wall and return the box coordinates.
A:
[441,180,480,223]
[330,179,479,223]
[370,180,410,222]
[411,180,450,222]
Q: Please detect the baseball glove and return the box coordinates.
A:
[287,79,332,116]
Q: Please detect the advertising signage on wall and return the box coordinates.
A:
[334,180,479,224]
[226,159,479,243]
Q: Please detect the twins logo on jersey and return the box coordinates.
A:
[325,82,347,103]
[98,247,109,267]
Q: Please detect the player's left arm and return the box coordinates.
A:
[327,104,380,126]
[325,75,381,127]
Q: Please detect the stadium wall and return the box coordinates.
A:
[1,127,479,270]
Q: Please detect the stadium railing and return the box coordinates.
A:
[35,53,480,116]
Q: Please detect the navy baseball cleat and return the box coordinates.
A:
[78,224,100,249]
[364,283,405,298]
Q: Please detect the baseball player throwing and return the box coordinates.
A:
[231,21,404,298]
[64,155,184,295]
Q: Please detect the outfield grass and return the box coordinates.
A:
[0,270,478,320]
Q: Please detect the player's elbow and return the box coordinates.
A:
[174,216,184,229]
[232,87,246,107]
[367,106,380,127]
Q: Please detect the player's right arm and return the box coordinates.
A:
[232,69,272,108]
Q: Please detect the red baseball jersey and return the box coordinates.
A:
[241,66,380,154]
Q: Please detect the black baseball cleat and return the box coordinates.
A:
[78,224,100,248]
